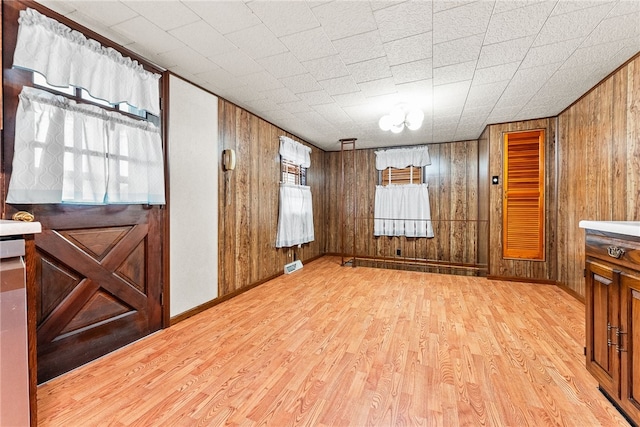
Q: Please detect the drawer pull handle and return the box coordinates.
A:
[607,246,625,259]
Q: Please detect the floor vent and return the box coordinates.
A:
[284,260,303,274]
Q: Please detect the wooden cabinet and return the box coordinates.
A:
[585,228,640,423]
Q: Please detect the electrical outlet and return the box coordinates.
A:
[396,249,401,256]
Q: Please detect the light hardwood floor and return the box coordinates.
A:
[38,256,629,426]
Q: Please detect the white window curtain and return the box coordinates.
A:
[275,184,315,248]
[276,136,313,248]
[7,87,165,205]
[13,8,161,115]
[375,145,430,170]
[374,184,434,238]
[279,135,311,168]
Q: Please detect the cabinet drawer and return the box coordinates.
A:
[586,233,640,270]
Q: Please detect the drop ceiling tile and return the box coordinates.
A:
[112,16,183,55]
[68,13,134,47]
[484,1,556,45]
[550,0,615,16]
[502,62,561,99]
[332,31,386,65]
[279,100,314,114]
[280,27,338,62]
[357,77,397,97]
[257,53,308,79]
[67,1,137,27]
[608,0,640,17]
[433,34,483,68]
[226,24,288,59]
[347,57,393,83]
[331,91,368,107]
[460,104,493,118]
[36,0,76,15]
[383,32,433,66]
[313,104,353,123]
[433,81,471,108]
[432,1,476,14]
[195,68,246,89]
[123,1,200,31]
[433,1,493,44]
[240,71,284,92]
[433,61,476,86]
[396,79,434,101]
[465,80,509,108]
[169,21,235,57]
[494,94,533,110]
[560,41,625,70]
[374,1,433,42]
[248,2,319,37]
[245,98,283,112]
[391,59,433,84]
[533,3,616,47]
[156,47,219,74]
[183,1,261,35]
[210,49,264,77]
[261,109,296,121]
[477,36,535,69]
[520,38,582,69]
[280,74,323,94]
[473,62,519,85]
[293,110,333,128]
[297,90,335,106]
[260,87,300,104]
[311,2,378,40]
[582,13,640,47]
[227,86,267,103]
[341,104,379,122]
[302,56,351,81]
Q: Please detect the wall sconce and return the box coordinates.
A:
[379,105,424,133]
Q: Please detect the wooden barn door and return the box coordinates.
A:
[31,205,164,383]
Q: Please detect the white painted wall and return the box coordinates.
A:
[168,75,218,317]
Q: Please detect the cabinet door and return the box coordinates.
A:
[620,272,640,420]
[586,260,620,397]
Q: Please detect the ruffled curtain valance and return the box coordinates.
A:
[13,8,161,115]
[7,87,165,205]
[279,136,311,168]
[375,146,431,170]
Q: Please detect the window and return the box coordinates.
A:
[379,165,423,186]
[281,159,306,185]
[502,130,545,260]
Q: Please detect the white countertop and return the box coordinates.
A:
[579,220,640,238]
[0,219,42,237]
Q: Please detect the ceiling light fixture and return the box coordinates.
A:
[379,105,424,133]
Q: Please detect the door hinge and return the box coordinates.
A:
[584,268,586,277]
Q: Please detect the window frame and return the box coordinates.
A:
[281,158,306,186]
[378,165,424,186]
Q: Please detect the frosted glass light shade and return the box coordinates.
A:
[378,115,392,131]
[390,123,404,133]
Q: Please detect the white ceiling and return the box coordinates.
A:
[36,0,640,151]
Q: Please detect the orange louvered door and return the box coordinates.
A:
[502,130,545,260]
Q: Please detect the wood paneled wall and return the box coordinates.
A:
[477,128,490,269]
[486,118,557,281]
[556,54,640,297]
[217,99,325,298]
[324,141,481,271]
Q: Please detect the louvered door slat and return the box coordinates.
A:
[503,130,545,260]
